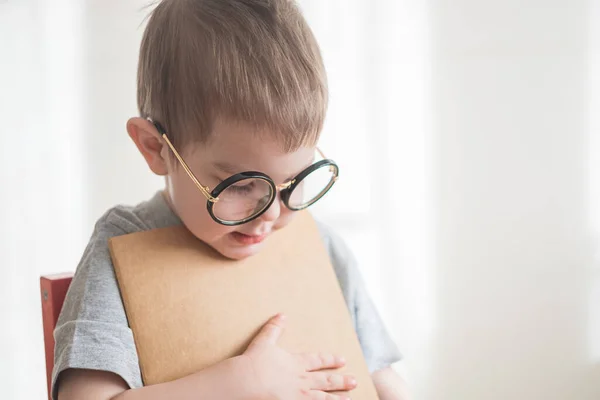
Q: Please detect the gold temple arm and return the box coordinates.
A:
[161,134,219,203]
[316,147,326,159]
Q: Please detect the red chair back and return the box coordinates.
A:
[40,273,74,400]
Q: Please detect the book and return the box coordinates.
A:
[109,210,379,398]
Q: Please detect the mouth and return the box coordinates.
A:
[229,231,269,245]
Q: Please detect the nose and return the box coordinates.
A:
[259,191,283,223]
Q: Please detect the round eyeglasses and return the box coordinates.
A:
[150,120,339,226]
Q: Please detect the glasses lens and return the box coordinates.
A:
[211,177,274,223]
[288,163,337,209]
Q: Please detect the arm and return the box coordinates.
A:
[58,315,356,400]
[372,367,412,400]
[57,369,128,400]
[58,356,252,400]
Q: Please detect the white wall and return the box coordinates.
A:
[429,0,600,398]
[1,0,600,399]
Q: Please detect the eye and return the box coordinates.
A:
[227,181,256,194]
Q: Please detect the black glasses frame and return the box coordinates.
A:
[150,120,339,226]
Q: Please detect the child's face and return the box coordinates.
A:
[162,119,316,260]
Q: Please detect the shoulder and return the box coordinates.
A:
[93,191,181,237]
[63,192,178,308]
[94,204,149,237]
[314,219,362,299]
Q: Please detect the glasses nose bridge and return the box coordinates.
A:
[275,179,295,192]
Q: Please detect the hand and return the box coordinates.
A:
[240,314,357,400]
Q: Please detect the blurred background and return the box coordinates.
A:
[2,0,600,399]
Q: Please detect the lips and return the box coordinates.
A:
[230,231,269,245]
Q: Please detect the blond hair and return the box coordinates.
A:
[137,0,328,151]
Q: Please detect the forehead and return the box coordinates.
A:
[188,119,316,177]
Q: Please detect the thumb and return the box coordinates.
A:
[246,314,286,350]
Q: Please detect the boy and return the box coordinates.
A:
[54,0,409,399]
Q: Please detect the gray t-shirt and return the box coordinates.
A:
[52,191,401,399]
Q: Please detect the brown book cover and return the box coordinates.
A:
[108,211,379,399]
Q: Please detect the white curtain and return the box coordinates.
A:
[2,1,600,399]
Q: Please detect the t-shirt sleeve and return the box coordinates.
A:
[318,222,403,373]
[51,215,143,399]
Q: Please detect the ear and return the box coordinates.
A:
[127,117,169,176]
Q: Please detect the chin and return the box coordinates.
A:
[217,242,265,260]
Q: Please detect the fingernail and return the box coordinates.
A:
[277,313,286,321]
[337,356,346,364]
[350,378,357,386]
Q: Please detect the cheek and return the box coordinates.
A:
[187,215,235,246]
[168,170,236,242]
[273,207,297,231]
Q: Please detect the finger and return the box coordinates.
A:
[246,314,286,349]
[308,390,352,400]
[300,352,346,371]
[309,372,357,392]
